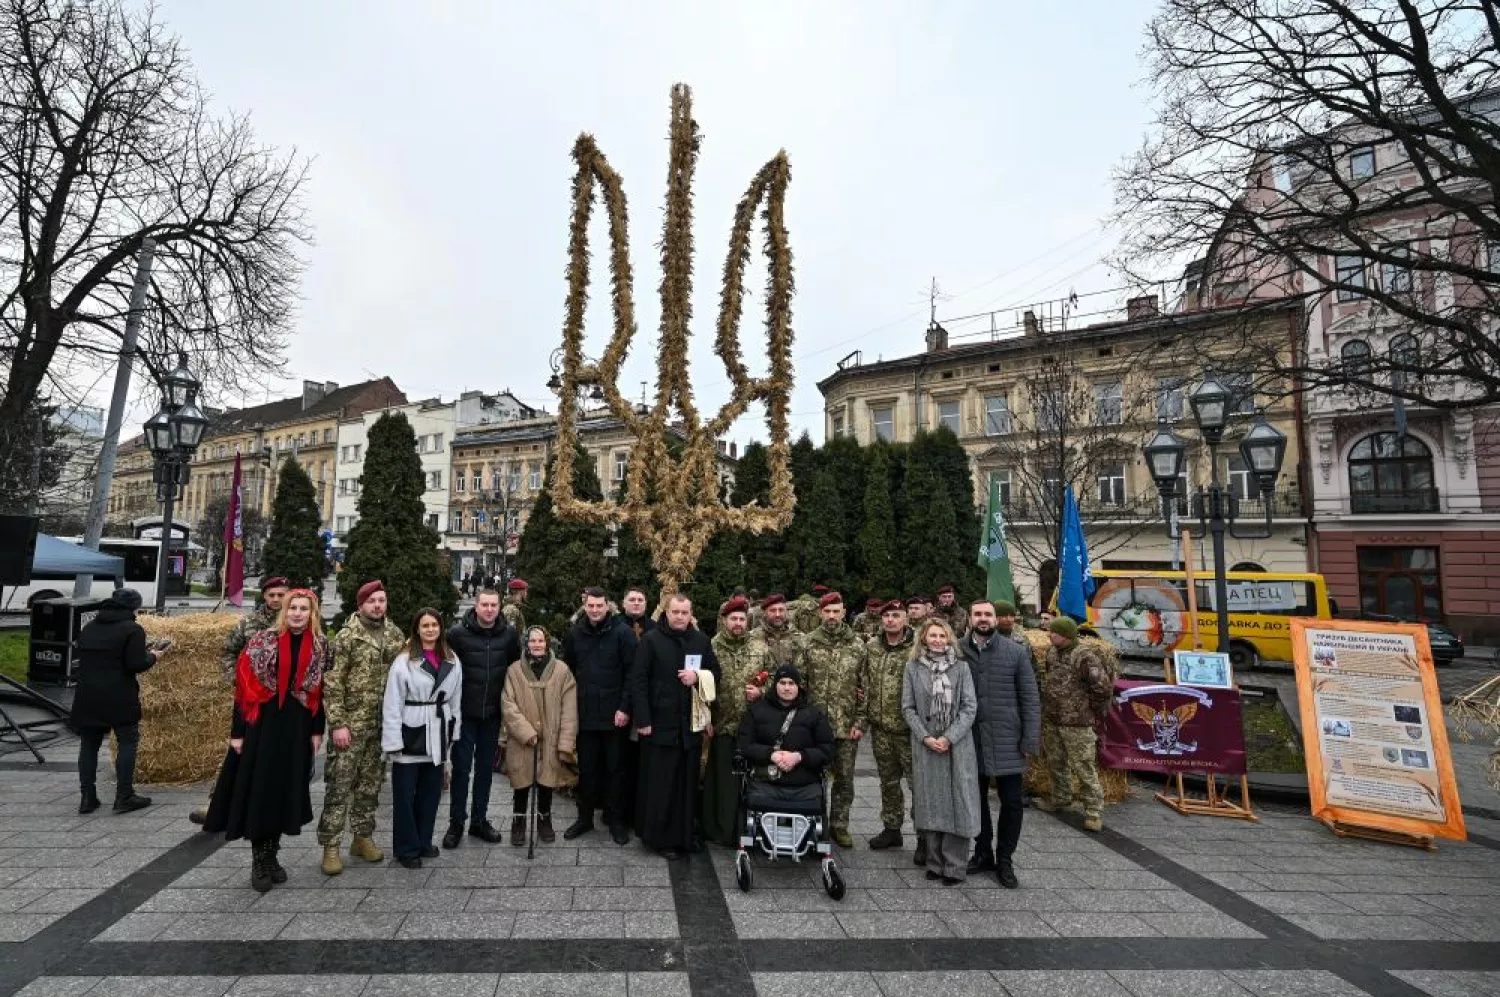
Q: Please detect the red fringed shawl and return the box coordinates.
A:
[235,628,326,727]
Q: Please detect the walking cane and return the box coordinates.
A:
[527,738,540,860]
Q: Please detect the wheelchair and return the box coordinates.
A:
[731,755,846,900]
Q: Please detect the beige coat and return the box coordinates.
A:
[501,655,579,790]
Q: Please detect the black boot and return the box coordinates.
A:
[267,838,288,884]
[563,811,594,840]
[967,850,996,875]
[912,836,928,867]
[442,821,464,849]
[469,820,502,844]
[868,827,903,850]
[112,793,152,814]
[78,790,100,815]
[997,857,1019,889]
[250,842,273,893]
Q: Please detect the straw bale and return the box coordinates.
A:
[1022,629,1131,805]
[129,612,241,785]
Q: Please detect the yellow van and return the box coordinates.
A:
[1087,570,1333,670]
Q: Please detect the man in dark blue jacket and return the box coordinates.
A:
[444,588,520,848]
[562,586,639,844]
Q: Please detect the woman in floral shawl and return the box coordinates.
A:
[204,588,329,892]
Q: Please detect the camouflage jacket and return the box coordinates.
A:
[864,627,914,732]
[220,604,278,681]
[1041,639,1114,727]
[788,596,820,634]
[711,629,775,736]
[934,604,968,639]
[795,622,868,737]
[502,597,527,635]
[1003,621,1028,646]
[757,621,803,670]
[850,612,882,640]
[327,614,408,734]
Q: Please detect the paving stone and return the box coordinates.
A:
[624,973,690,997]
[510,911,624,938]
[361,974,499,997]
[0,911,62,940]
[249,888,367,912]
[224,976,368,995]
[961,888,1080,912]
[624,911,680,938]
[318,867,432,889]
[1238,891,1359,915]
[0,886,50,912]
[724,888,878,913]
[93,912,181,942]
[465,887,574,912]
[1333,892,1460,916]
[873,970,1009,996]
[1137,912,1262,938]
[356,888,474,912]
[1071,870,1176,891]
[12,978,105,996]
[277,911,405,939]
[751,972,877,997]
[733,912,845,939]
[85,978,236,996]
[138,889,260,914]
[621,865,672,887]
[834,911,952,938]
[938,911,1058,937]
[1221,970,1373,996]
[426,867,532,888]
[1283,913,1464,940]
[154,912,294,941]
[570,886,675,910]
[397,911,515,939]
[17,888,103,915]
[1038,913,1160,937]
[1390,970,1500,997]
[1111,970,1256,996]
[991,971,1133,996]
[484,847,580,866]
[493,973,626,996]
[1202,872,1269,892]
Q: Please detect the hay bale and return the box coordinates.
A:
[1022,630,1131,805]
[131,613,240,786]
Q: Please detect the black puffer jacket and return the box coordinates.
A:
[71,606,156,729]
[448,608,521,723]
[736,691,835,787]
[562,613,639,730]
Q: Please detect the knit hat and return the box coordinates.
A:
[761,593,786,609]
[259,576,289,593]
[721,596,749,617]
[508,578,528,591]
[356,580,384,607]
[818,591,843,609]
[773,664,804,685]
[992,600,1017,617]
[106,588,143,611]
[1048,617,1080,640]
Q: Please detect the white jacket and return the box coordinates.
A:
[381,649,463,765]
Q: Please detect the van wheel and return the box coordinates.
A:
[26,590,63,608]
[1228,641,1260,672]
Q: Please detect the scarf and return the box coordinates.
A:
[236,628,325,726]
[525,651,549,682]
[920,646,957,731]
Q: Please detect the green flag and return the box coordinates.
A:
[977,476,1015,604]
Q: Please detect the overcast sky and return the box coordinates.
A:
[123,0,1162,444]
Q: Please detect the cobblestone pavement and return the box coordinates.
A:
[1,735,1498,997]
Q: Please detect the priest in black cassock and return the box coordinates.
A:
[631,593,720,860]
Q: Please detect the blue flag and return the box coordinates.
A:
[1055,485,1095,622]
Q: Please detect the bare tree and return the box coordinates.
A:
[1113,0,1500,407]
[0,0,310,422]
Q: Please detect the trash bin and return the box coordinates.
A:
[28,596,102,685]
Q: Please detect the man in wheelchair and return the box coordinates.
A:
[733,665,846,898]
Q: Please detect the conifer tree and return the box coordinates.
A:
[734,441,798,595]
[923,427,987,597]
[798,465,847,593]
[339,413,456,626]
[259,457,326,590]
[685,530,745,635]
[855,444,898,598]
[513,443,610,633]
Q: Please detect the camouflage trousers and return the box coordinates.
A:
[870,725,913,831]
[1043,724,1104,819]
[317,730,387,845]
[829,739,859,833]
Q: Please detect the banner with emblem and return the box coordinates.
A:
[1098,679,1246,775]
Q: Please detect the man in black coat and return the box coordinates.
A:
[960,599,1041,888]
[443,588,521,848]
[72,588,163,815]
[562,586,639,844]
[631,594,720,859]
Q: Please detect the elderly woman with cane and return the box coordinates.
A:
[501,626,578,848]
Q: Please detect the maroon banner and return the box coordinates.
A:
[1098,680,1246,775]
[223,453,245,607]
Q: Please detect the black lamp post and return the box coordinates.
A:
[547,347,605,412]
[143,353,206,613]
[1145,378,1287,663]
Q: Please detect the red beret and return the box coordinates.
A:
[761,593,786,609]
[508,579,528,591]
[818,592,843,609]
[905,596,924,608]
[356,580,384,606]
[865,598,883,612]
[811,584,830,595]
[882,599,905,613]
[937,584,955,595]
[721,596,749,617]
[259,576,289,592]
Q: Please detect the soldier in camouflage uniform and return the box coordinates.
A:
[1035,617,1112,831]
[189,577,290,826]
[794,592,868,848]
[317,580,407,874]
[865,599,915,851]
[850,598,884,640]
[993,600,1028,646]
[756,594,802,669]
[788,586,826,634]
[503,578,528,634]
[906,595,931,627]
[934,585,968,639]
[702,597,775,845]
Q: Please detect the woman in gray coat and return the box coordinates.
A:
[902,618,980,884]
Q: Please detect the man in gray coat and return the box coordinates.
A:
[960,599,1041,888]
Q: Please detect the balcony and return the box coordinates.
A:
[1348,488,1441,514]
[998,485,1306,526]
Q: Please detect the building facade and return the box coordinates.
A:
[818,299,1310,610]
[37,404,105,532]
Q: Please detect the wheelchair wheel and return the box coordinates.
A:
[735,850,753,893]
[822,860,846,901]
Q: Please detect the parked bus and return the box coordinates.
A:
[1,538,180,610]
[1087,569,1333,670]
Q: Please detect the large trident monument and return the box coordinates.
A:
[549,84,796,605]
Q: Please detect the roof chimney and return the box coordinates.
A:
[301,380,327,411]
[1022,311,1040,337]
[1127,295,1160,321]
[324,381,339,396]
[730,442,738,459]
[925,321,948,353]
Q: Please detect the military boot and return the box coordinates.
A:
[250,842,274,894]
[510,816,526,847]
[267,838,288,884]
[538,814,555,844]
[867,827,903,850]
[442,821,463,849]
[78,790,100,815]
[1032,797,1068,814]
[1082,814,1103,832]
[112,793,152,814]
[350,837,384,863]
[913,836,928,866]
[831,828,853,849]
[321,842,344,876]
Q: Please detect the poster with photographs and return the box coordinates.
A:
[1290,619,1466,842]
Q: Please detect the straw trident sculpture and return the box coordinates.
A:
[550,84,795,605]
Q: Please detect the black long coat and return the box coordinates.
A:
[71,607,156,730]
[629,624,720,749]
[959,630,1041,777]
[563,613,639,730]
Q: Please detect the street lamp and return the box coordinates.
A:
[547,347,605,412]
[143,353,205,613]
[1145,383,1288,663]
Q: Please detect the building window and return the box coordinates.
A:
[1094,382,1122,426]
[1096,461,1126,506]
[529,462,542,491]
[1037,390,1065,431]
[1382,244,1412,294]
[1221,372,1256,415]
[1341,339,1373,381]
[831,413,844,438]
[1335,254,1366,301]
[427,470,443,491]
[989,469,1012,506]
[471,470,481,493]
[455,472,466,493]
[427,513,439,530]
[1040,467,1063,509]
[1349,145,1376,179]
[506,510,520,534]
[491,468,502,492]
[1389,333,1420,390]
[1348,431,1437,513]
[937,399,961,435]
[613,453,627,482]
[508,464,522,492]
[1358,546,1443,621]
[1488,239,1500,272]
[984,395,1010,435]
[335,516,347,533]
[1156,378,1185,421]
[871,406,894,442]
[433,433,444,451]
[1225,454,1254,501]
[452,510,464,532]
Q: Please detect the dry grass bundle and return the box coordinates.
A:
[1022,629,1131,805]
[131,613,239,785]
[1449,673,1500,793]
